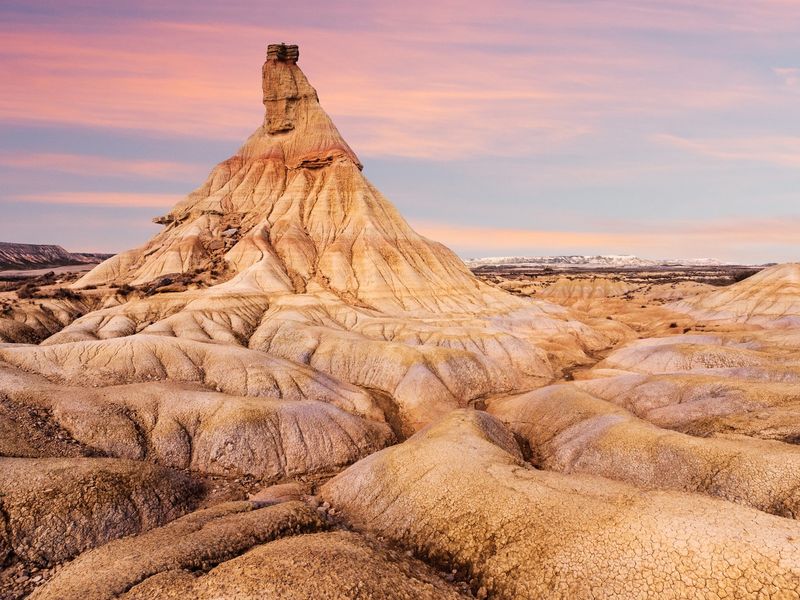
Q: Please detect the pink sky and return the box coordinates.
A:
[1,0,799,262]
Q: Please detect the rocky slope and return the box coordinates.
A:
[0,242,109,271]
[45,43,610,433]
[672,262,800,327]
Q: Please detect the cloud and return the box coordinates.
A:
[12,192,183,208]
[773,67,800,90]
[0,5,783,160]
[655,133,800,167]
[0,152,206,180]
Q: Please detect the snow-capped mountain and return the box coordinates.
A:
[464,255,726,268]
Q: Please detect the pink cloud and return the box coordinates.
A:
[13,192,183,208]
[773,67,800,90]
[0,7,788,160]
[655,133,800,167]
[0,152,206,180]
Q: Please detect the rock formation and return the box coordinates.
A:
[34,42,608,434]
[321,410,800,599]
[672,262,800,327]
[0,242,108,271]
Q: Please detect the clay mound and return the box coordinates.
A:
[0,296,94,344]
[0,457,200,566]
[574,372,800,441]
[73,46,511,316]
[123,531,464,600]
[672,263,800,327]
[539,276,637,303]
[33,500,463,600]
[0,365,390,479]
[489,384,800,517]
[0,335,379,417]
[30,500,323,600]
[321,410,800,599]
[594,333,800,379]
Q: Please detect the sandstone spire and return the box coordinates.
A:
[73,43,508,314]
[59,43,605,431]
[258,43,362,169]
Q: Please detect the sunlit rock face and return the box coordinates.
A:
[671,263,800,327]
[321,410,800,599]
[41,43,608,434]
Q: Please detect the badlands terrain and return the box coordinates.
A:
[1,43,800,599]
[0,242,110,272]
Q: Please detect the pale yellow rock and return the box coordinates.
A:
[322,410,800,599]
[0,365,390,479]
[490,383,800,517]
[30,500,324,600]
[672,263,800,327]
[122,531,464,600]
[574,372,800,441]
[0,457,200,566]
[2,43,610,434]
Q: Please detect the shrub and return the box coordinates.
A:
[16,284,39,299]
[51,287,82,300]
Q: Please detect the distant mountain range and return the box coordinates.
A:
[464,255,730,269]
[0,242,112,270]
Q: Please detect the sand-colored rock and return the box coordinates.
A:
[672,263,800,327]
[33,498,463,600]
[594,333,800,380]
[248,481,309,505]
[0,296,92,343]
[322,410,800,599]
[0,457,199,566]
[0,365,390,479]
[574,372,800,441]
[122,530,465,600]
[539,276,637,303]
[6,42,611,435]
[0,335,379,419]
[490,384,800,517]
[30,500,322,600]
[0,386,92,458]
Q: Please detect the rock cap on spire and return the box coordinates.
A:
[267,43,299,63]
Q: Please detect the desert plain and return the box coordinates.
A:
[1,44,800,599]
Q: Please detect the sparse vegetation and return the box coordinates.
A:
[49,287,82,300]
[16,283,39,299]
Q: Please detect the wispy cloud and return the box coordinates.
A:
[13,192,183,208]
[655,133,800,168]
[0,5,785,160]
[2,0,800,261]
[0,152,206,180]
[773,67,800,90]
